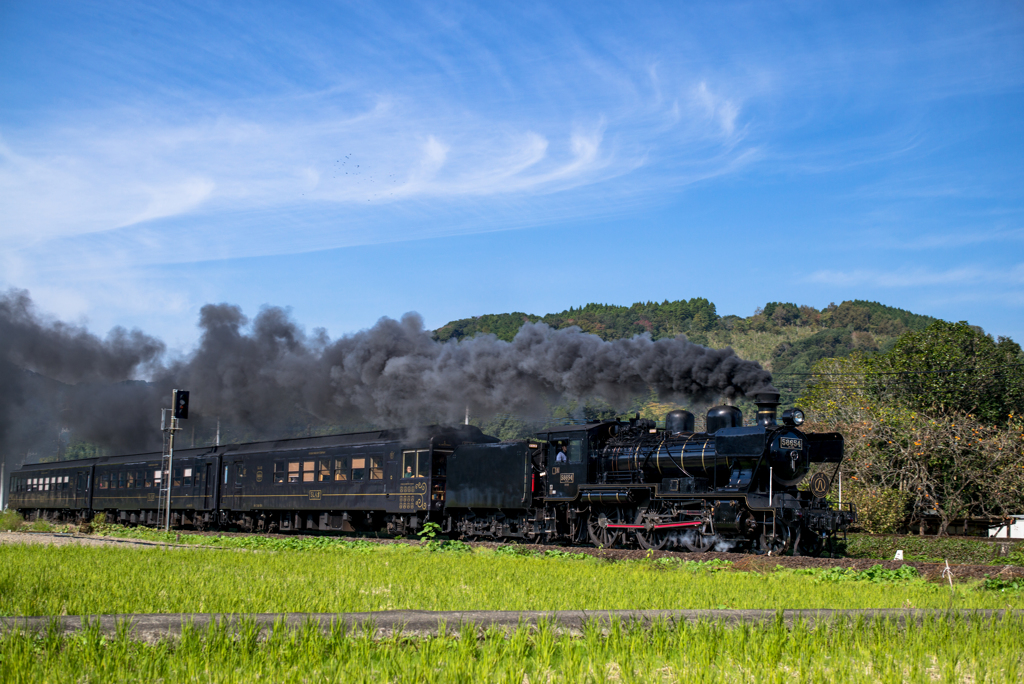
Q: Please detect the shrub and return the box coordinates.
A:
[0,509,23,531]
[845,485,911,534]
[29,518,53,532]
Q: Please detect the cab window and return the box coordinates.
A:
[568,439,584,463]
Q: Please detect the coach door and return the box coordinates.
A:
[202,461,216,510]
[74,469,89,510]
[385,448,398,500]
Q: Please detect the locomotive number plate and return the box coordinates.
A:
[559,473,574,483]
[780,437,803,450]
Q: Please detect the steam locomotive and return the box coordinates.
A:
[6,389,855,555]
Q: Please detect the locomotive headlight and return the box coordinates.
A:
[782,408,805,426]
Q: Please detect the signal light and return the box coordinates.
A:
[173,390,190,419]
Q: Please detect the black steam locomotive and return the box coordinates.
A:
[6,389,855,555]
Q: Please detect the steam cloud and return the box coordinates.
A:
[0,289,772,469]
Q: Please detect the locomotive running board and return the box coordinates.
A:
[605,521,703,530]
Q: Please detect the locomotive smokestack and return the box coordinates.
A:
[753,387,781,426]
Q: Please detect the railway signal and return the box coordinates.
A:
[173,390,190,420]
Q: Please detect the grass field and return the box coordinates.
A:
[1,540,1022,617]
[3,613,1022,683]
[3,538,1023,682]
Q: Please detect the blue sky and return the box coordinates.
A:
[1,1,1022,353]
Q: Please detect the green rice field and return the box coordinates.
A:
[2,613,1022,683]
[1,540,1021,616]
[2,537,1022,682]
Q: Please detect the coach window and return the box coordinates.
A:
[288,462,300,483]
[274,462,286,484]
[318,460,331,482]
[172,468,181,487]
[100,473,109,489]
[118,471,127,489]
[183,467,193,487]
[127,471,135,489]
[302,461,315,483]
[402,450,415,478]
[369,456,383,480]
[333,459,348,481]
[155,469,163,488]
[351,458,365,481]
[144,470,152,488]
[417,450,430,478]
[138,471,145,488]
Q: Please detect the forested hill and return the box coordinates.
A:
[433,299,939,378]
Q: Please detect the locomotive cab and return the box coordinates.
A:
[541,428,589,500]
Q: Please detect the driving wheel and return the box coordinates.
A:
[587,507,625,548]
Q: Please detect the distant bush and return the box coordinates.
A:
[0,509,23,531]
[29,518,53,532]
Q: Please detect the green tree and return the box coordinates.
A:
[802,354,1024,535]
[866,321,1024,425]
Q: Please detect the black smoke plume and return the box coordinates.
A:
[0,290,772,471]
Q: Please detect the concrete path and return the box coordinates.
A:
[2,609,1021,641]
